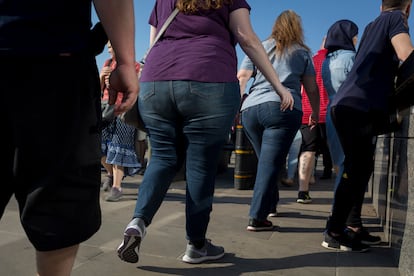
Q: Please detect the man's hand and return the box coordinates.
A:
[108,63,139,115]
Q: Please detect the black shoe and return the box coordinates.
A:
[297,191,312,204]
[321,230,369,252]
[355,228,382,245]
[247,218,274,231]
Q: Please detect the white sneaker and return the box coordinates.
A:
[117,218,147,263]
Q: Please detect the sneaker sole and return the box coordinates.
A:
[297,199,312,204]
[117,235,142,263]
[321,241,369,252]
[106,198,122,202]
[246,225,274,231]
[361,239,382,245]
[182,252,225,264]
[105,195,123,202]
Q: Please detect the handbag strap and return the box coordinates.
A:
[140,8,179,64]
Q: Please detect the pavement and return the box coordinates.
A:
[0,157,401,276]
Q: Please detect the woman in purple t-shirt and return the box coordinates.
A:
[117,0,294,265]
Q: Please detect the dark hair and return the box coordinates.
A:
[382,0,412,9]
[324,20,358,53]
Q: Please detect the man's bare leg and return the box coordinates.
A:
[36,244,79,276]
[298,151,316,192]
[297,151,316,203]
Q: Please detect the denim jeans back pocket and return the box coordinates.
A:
[139,82,156,102]
[189,81,225,99]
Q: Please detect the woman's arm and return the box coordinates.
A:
[302,75,320,126]
[237,69,253,97]
[229,8,293,111]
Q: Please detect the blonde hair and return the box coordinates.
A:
[270,10,310,57]
[176,0,233,13]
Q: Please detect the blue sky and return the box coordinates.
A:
[93,0,414,69]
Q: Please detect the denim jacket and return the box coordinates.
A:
[322,49,356,100]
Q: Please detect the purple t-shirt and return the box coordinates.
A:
[140,0,250,82]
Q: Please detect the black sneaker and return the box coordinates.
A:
[297,191,312,204]
[246,218,274,231]
[268,211,278,217]
[321,230,369,252]
[356,228,382,245]
[268,207,278,217]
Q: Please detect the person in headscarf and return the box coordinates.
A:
[322,19,358,191]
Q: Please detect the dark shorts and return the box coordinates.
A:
[300,124,323,152]
[1,55,102,251]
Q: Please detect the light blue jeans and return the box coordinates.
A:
[242,102,302,220]
[286,130,302,179]
[133,81,240,242]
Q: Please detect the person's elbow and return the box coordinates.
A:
[237,69,252,82]
[392,33,414,62]
[237,33,259,52]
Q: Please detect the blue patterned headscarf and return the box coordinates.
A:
[324,19,359,53]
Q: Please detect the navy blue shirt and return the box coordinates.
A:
[0,0,93,55]
[331,10,410,113]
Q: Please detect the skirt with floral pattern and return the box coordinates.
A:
[101,117,141,176]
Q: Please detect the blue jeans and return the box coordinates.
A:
[286,130,302,179]
[242,102,302,220]
[134,81,240,242]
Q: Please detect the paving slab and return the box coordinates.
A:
[0,163,400,276]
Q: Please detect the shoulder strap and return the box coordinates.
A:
[141,8,180,64]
